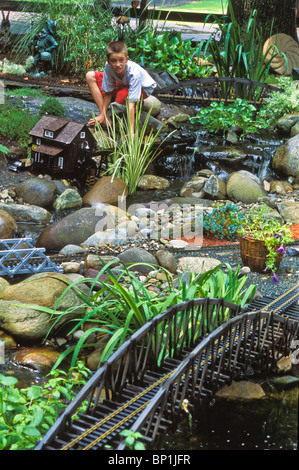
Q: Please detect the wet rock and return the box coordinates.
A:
[0,329,17,349]
[180,175,207,198]
[83,176,128,206]
[290,120,299,137]
[269,375,299,390]
[0,201,51,223]
[215,380,266,401]
[227,171,267,203]
[276,113,299,134]
[269,180,293,195]
[272,134,299,177]
[203,174,227,200]
[0,209,18,238]
[14,347,61,372]
[137,174,170,190]
[36,207,107,251]
[53,188,82,211]
[0,272,88,342]
[14,177,57,208]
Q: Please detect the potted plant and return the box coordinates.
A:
[237,204,294,282]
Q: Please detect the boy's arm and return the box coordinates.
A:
[98,92,113,124]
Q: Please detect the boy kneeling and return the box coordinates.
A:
[86,41,156,136]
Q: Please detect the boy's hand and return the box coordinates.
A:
[88,114,112,127]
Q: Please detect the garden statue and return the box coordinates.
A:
[27,21,58,75]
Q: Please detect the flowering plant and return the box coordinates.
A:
[237,204,294,283]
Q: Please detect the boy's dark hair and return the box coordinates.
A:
[106,41,128,58]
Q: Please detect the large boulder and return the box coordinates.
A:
[14,177,57,208]
[226,171,267,203]
[272,134,299,177]
[0,273,88,342]
[83,176,128,206]
[36,207,109,251]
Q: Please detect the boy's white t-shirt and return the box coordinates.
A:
[102,60,156,102]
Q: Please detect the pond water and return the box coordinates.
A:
[159,381,298,451]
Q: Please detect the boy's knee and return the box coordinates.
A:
[86,71,95,83]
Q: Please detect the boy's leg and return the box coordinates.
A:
[86,71,104,115]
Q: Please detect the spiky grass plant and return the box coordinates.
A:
[93,101,169,194]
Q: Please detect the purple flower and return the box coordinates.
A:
[262,266,268,273]
[272,272,279,283]
[275,244,286,254]
[274,232,282,240]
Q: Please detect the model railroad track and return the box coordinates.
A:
[35,288,299,451]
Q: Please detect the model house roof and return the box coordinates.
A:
[29,115,90,145]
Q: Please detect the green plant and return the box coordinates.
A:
[119,430,146,450]
[190,98,268,137]
[237,204,294,282]
[94,102,169,194]
[128,30,213,79]
[26,256,256,371]
[257,77,299,126]
[203,202,244,240]
[6,87,47,98]
[14,0,115,75]
[38,97,66,118]
[197,0,279,84]
[0,362,90,450]
[0,103,39,145]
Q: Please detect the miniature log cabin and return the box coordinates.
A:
[30,115,97,174]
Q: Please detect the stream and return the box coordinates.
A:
[0,120,298,451]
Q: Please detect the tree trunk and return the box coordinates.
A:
[229,0,298,42]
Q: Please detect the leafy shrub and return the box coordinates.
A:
[190,98,268,137]
[203,202,244,240]
[0,363,90,450]
[38,97,66,118]
[257,77,299,126]
[128,30,213,79]
[0,103,38,145]
[14,0,115,76]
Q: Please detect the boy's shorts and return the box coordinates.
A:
[94,71,148,105]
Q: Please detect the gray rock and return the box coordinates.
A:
[36,207,108,251]
[117,247,158,273]
[155,249,177,273]
[53,188,82,211]
[272,134,299,177]
[14,177,57,208]
[227,171,267,203]
[0,202,51,223]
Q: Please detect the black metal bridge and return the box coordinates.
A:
[153,77,284,108]
[35,285,299,451]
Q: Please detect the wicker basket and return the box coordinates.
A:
[239,236,283,273]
